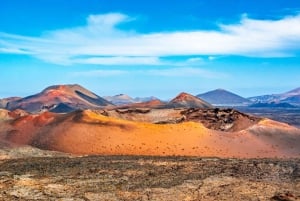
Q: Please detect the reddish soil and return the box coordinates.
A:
[0,109,300,158]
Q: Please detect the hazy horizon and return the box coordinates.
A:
[1,0,300,99]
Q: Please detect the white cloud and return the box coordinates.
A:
[71,56,161,65]
[72,67,227,79]
[87,13,129,27]
[147,67,227,78]
[1,13,300,65]
[72,69,127,77]
[186,57,204,63]
[208,56,216,61]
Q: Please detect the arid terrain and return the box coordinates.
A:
[0,156,299,200]
[1,85,300,200]
[1,108,300,158]
[2,0,300,198]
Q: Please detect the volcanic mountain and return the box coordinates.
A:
[6,84,113,113]
[0,109,299,158]
[197,89,251,106]
[104,94,136,105]
[115,92,211,109]
[274,87,300,105]
[104,94,160,106]
[248,87,300,106]
[133,96,158,103]
[164,92,212,109]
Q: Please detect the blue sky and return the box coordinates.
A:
[1,0,300,99]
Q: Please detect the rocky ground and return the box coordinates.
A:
[0,156,299,200]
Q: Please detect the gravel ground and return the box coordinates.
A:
[0,156,299,200]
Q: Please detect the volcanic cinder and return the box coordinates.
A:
[1,107,300,158]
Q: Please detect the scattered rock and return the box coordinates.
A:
[271,192,299,201]
[0,156,299,200]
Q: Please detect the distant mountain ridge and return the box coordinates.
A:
[104,94,159,105]
[133,96,158,103]
[248,87,300,106]
[113,92,212,109]
[2,85,300,113]
[104,94,136,105]
[1,85,212,113]
[197,89,251,106]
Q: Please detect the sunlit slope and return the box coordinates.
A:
[1,110,300,158]
[0,110,300,158]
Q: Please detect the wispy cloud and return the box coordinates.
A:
[147,67,227,78]
[71,67,227,79]
[186,57,204,63]
[71,69,128,77]
[1,13,300,65]
[73,56,162,65]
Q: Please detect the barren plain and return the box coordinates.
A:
[0,156,299,201]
